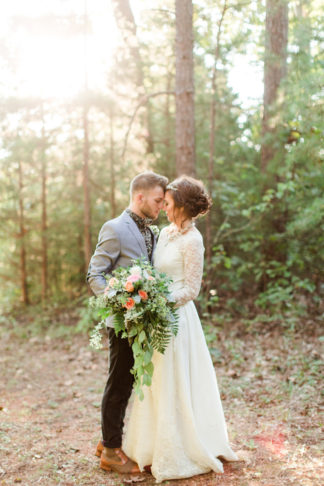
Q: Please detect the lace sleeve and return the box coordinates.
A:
[172,233,204,307]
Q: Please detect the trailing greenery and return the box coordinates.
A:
[89,259,179,399]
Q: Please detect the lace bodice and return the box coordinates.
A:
[154,223,204,307]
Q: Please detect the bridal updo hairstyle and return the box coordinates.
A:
[166,176,212,219]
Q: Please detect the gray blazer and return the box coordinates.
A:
[86,210,157,326]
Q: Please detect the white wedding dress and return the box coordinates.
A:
[122,224,237,482]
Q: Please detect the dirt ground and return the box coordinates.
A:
[0,318,323,485]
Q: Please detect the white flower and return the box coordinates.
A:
[143,270,151,280]
[130,265,142,276]
[149,225,160,238]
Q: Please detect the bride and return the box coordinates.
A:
[122,175,238,482]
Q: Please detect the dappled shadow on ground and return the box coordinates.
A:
[0,320,322,485]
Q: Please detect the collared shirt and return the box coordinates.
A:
[126,209,154,261]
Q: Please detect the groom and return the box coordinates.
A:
[87,171,168,474]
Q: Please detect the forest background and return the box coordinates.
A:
[0,0,322,328]
[0,1,323,485]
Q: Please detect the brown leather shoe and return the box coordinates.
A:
[95,440,104,457]
[100,447,140,474]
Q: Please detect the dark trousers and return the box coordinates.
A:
[101,327,134,448]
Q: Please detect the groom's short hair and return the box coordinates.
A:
[130,171,168,197]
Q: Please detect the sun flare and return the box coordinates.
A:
[5,0,118,99]
[19,36,87,98]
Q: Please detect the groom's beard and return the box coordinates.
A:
[140,203,159,220]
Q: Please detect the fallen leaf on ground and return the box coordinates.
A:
[124,476,147,483]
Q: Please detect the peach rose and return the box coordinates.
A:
[138,290,148,301]
[147,276,155,281]
[124,298,135,310]
[125,281,134,292]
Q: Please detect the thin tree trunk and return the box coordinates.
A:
[261,0,288,171]
[78,231,85,280]
[164,72,175,179]
[121,90,174,161]
[111,0,154,153]
[206,1,228,270]
[296,0,311,55]
[18,160,29,305]
[40,103,48,304]
[109,105,117,218]
[83,0,92,268]
[175,0,195,176]
[83,104,92,267]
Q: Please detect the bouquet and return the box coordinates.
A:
[89,258,179,399]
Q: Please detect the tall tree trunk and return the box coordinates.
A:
[83,105,92,268]
[295,0,311,55]
[40,103,48,303]
[260,0,289,291]
[111,0,154,153]
[175,0,195,176]
[109,105,117,218]
[83,0,92,268]
[18,160,29,305]
[261,0,288,171]
[206,1,228,271]
[164,72,175,179]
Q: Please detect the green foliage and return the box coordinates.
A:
[76,296,101,334]
[0,0,323,326]
[89,259,179,399]
[193,1,324,319]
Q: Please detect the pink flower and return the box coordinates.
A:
[127,274,141,283]
[147,276,155,281]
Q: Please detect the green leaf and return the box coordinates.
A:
[145,361,154,377]
[128,326,138,337]
[143,348,153,365]
[137,365,144,377]
[224,257,232,269]
[142,373,152,387]
[113,314,125,334]
[138,330,146,344]
[132,340,141,356]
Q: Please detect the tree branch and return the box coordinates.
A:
[142,8,176,16]
[217,216,261,243]
[122,90,175,160]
